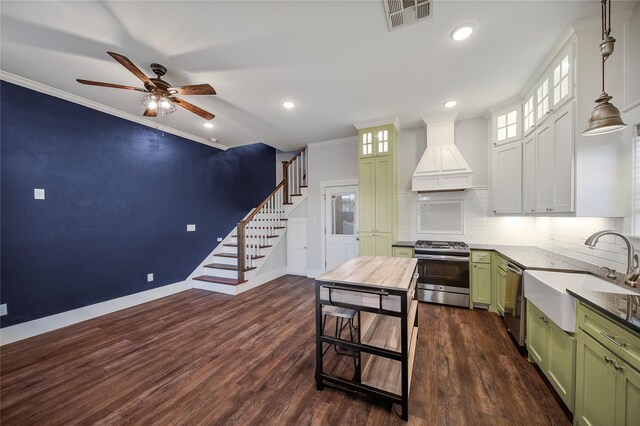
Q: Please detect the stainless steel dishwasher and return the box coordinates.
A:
[503,262,525,346]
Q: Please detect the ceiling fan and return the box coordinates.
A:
[77,51,216,120]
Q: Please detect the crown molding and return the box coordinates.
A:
[307,135,357,148]
[0,71,229,151]
[353,116,401,131]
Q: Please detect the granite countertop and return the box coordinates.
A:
[468,244,586,272]
[567,288,640,334]
[392,241,416,248]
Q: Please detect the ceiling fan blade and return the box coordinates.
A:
[169,84,216,96]
[172,98,215,120]
[107,51,156,89]
[76,79,147,92]
[143,107,158,117]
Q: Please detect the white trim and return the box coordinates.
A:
[320,178,359,274]
[0,280,191,345]
[353,116,401,131]
[307,136,357,148]
[0,71,229,151]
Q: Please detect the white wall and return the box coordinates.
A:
[306,138,359,276]
[397,118,489,191]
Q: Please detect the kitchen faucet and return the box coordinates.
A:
[584,230,640,287]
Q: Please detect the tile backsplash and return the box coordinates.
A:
[398,188,639,275]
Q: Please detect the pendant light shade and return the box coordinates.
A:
[582,0,626,136]
[583,92,627,135]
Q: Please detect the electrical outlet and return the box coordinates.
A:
[217,237,223,242]
[34,188,45,200]
[187,224,196,232]
[147,273,154,282]
[0,304,7,316]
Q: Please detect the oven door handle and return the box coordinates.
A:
[414,254,470,262]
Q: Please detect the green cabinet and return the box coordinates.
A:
[471,263,491,305]
[526,301,576,412]
[393,247,414,258]
[496,266,506,315]
[470,250,491,306]
[357,122,398,256]
[575,302,640,425]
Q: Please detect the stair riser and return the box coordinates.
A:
[212,255,238,266]
[201,268,238,279]
[223,246,238,254]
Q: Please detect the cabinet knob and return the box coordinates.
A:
[530,209,535,212]
[604,355,612,364]
[493,210,497,214]
[473,264,477,268]
[493,142,497,146]
[613,362,623,371]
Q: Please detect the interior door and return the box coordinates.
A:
[286,218,307,276]
[325,186,359,271]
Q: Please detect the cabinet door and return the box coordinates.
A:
[535,121,554,212]
[615,358,640,426]
[358,158,376,233]
[551,101,574,213]
[496,267,506,315]
[493,141,522,214]
[527,302,547,367]
[551,47,574,110]
[471,263,491,304]
[359,232,375,256]
[535,75,552,126]
[522,132,537,213]
[375,233,393,256]
[373,125,392,157]
[359,130,374,158]
[493,107,521,146]
[522,92,536,136]
[547,320,576,412]
[575,331,617,426]
[374,156,393,233]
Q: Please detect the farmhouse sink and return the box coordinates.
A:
[524,270,636,333]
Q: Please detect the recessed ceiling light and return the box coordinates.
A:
[450,24,475,41]
[203,122,214,128]
[444,100,457,108]
[282,101,295,109]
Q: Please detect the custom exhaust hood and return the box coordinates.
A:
[411,117,473,192]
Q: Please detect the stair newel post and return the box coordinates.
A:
[282,161,289,204]
[237,221,246,282]
[304,147,308,186]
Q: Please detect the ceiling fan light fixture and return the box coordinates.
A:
[159,98,171,109]
[147,100,158,110]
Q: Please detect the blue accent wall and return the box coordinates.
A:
[0,81,275,327]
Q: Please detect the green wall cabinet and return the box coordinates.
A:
[526,301,576,412]
[357,121,398,256]
[575,302,640,425]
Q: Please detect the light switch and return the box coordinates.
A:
[0,304,7,316]
[187,224,196,232]
[34,188,45,200]
[147,273,154,282]
[217,237,223,242]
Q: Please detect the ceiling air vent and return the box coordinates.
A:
[383,0,433,31]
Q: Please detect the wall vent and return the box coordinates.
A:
[383,0,433,31]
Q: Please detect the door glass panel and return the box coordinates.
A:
[331,193,356,235]
[537,78,549,117]
[377,129,389,153]
[524,96,534,132]
[553,55,570,105]
[496,110,517,142]
[362,132,373,155]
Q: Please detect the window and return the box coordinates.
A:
[377,129,389,154]
[633,133,640,236]
[497,110,518,142]
[537,78,550,118]
[553,55,570,106]
[331,193,355,235]
[361,132,372,156]
[523,96,535,133]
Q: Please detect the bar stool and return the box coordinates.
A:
[321,306,358,370]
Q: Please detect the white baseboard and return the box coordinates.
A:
[307,269,323,279]
[0,281,190,346]
[236,267,288,294]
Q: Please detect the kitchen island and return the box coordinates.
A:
[315,255,418,421]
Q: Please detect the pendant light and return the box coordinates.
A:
[583,0,627,136]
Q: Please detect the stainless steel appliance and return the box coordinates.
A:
[414,240,470,308]
[503,261,525,346]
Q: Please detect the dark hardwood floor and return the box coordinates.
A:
[1,275,570,425]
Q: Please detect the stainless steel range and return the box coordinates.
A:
[414,240,470,308]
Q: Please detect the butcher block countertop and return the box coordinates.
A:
[316,255,418,290]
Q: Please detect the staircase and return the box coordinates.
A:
[189,146,308,295]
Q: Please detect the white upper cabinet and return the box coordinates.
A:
[551,45,574,109]
[535,76,551,125]
[492,105,521,146]
[493,140,523,214]
[523,92,536,136]
[522,132,537,213]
